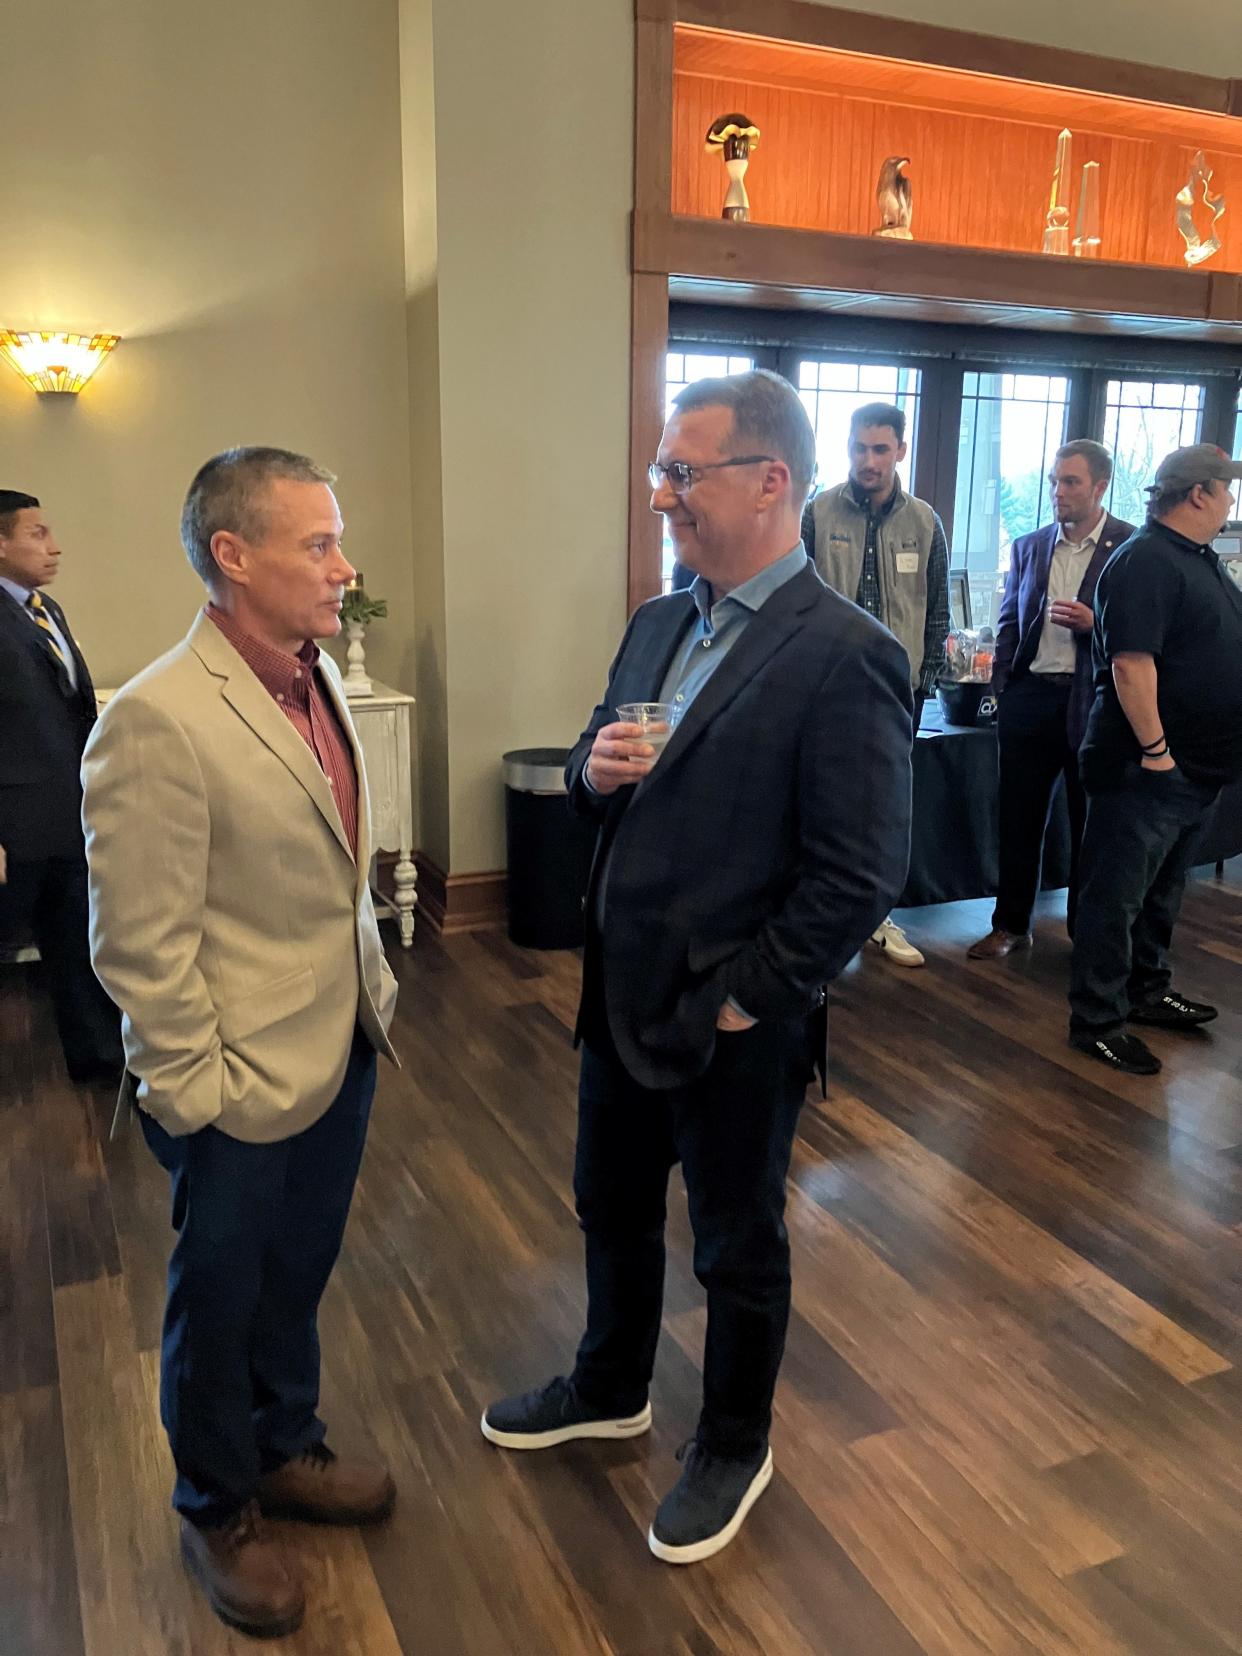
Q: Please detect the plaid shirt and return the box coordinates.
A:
[829,481,950,696]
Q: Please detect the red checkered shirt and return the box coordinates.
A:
[206,606,359,862]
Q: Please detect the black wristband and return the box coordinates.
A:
[1142,745,1170,760]
[1140,736,1168,754]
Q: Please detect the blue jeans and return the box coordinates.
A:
[1069,764,1219,1039]
[141,1028,377,1525]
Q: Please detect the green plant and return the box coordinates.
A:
[341,588,388,626]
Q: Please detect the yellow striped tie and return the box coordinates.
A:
[28,592,67,667]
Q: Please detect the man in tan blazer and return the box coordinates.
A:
[82,447,399,1639]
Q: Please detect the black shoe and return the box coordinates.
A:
[480,1376,651,1450]
[648,1439,773,1564]
[1069,1032,1162,1075]
[1128,993,1218,1030]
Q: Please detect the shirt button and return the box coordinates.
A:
[328,778,335,787]
[702,638,712,649]
[277,693,286,703]
[294,669,302,680]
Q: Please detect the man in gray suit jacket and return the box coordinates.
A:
[482,371,912,1564]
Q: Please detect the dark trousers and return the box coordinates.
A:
[994,674,1086,937]
[0,854,122,1081]
[570,984,809,1459]
[140,1028,377,1526]
[1069,767,1219,1038]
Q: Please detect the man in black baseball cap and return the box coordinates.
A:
[1070,443,1242,1075]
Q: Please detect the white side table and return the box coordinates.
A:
[96,681,419,947]
[348,682,419,946]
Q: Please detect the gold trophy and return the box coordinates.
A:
[706,113,761,223]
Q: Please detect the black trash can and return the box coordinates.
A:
[503,748,598,949]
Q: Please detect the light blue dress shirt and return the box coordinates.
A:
[0,576,79,691]
[593,544,808,1023]
[658,543,808,717]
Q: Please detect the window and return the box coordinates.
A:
[1102,378,1204,526]
[796,358,921,498]
[662,349,756,588]
[951,372,1070,627]
[664,350,756,416]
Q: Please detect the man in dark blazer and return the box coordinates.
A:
[481,371,912,1564]
[0,490,122,1083]
[968,441,1134,961]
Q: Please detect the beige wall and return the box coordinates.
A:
[6,0,1237,879]
[0,0,416,710]
[400,0,634,873]
[405,0,1239,875]
[824,0,1242,75]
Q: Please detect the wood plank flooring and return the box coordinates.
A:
[3,866,1242,1655]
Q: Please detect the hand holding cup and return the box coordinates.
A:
[585,702,677,795]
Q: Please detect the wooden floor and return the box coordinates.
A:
[4,868,1242,1656]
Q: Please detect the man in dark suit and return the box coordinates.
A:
[0,490,122,1084]
[481,371,912,1563]
[968,441,1134,961]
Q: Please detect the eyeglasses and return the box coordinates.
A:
[648,455,776,495]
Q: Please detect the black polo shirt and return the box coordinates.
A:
[1080,519,1242,789]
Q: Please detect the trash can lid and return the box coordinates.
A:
[503,747,571,792]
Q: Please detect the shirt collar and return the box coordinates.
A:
[1056,510,1107,551]
[0,576,34,606]
[1151,519,1215,558]
[206,604,320,703]
[689,543,808,622]
[847,477,903,517]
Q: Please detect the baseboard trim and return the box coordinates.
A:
[414,854,507,936]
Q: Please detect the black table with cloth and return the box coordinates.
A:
[900,700,1242,909]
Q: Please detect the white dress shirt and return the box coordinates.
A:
[1030,512,1106,678]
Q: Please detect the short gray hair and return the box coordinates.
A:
[672,369,817,503]
[180,447,336,586]
[1054,439,1113,485]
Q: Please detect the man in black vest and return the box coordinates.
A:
[0,490,122,1085]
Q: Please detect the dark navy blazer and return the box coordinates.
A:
[992,513,1135,748]
[566,563,913,1091]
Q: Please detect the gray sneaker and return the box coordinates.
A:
[648,1439,773,1564]
[481,1376,652,1451]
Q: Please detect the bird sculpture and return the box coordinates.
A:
[705,113,761,223]
[874,156,913,240]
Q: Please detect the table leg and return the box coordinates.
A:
[394,848,418,946]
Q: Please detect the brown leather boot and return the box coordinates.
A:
[179,1500,305,1638]
[967,928,1033,961]
[256,1442,396,1525]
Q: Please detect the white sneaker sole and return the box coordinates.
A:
[870,937,925,969]
[647,1448,774,1565]
[480,1401,652,1451]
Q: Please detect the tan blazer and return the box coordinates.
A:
[82,612,399,1144]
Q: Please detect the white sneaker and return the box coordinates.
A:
[870,917,925,968]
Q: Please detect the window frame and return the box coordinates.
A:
[663,315,1241,582]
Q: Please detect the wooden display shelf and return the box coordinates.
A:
[634,211,1242,339]
[626,0,1242,605]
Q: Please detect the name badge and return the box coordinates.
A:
[896,551,920,574]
